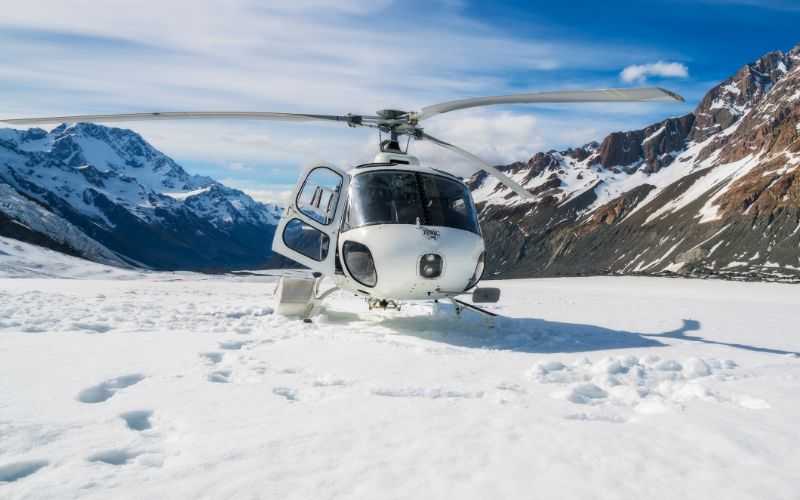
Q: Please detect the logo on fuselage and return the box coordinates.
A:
[420,227,440,240]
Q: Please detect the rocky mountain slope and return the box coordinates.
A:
[0,123,282,271]
[469,45,800,281]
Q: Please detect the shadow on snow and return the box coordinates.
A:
[322,305,687,354]
[323,304,797,356]
[641,319,800,357]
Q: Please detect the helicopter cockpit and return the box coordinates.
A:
[342,169,480,234]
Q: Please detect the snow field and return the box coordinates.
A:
[0,272,799,499]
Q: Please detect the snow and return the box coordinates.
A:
[163,186,213,201]
[1,252,799,498]
[0,237,142,279]
[708,239,725,256]
[642,125,666,143]
[0,185,127,267]
[725,261,748,268]
[647,154,757,224]
[722,83,741,95]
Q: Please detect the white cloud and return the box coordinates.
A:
[242,189,293,206]
[620,61,689,83]
[223,162,252,172]
[410,110,545,176]
[0,1,690,191]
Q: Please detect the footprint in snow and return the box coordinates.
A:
[71,322,113,333]
[526,355,763,415]
[0,460,49,482]
[273,387,299,401]
[88,450,140,466]
[371,387,484,399]
[564,412,626,424]
[77,374,145,404]
[120,410,153,431]
[200,352,223,364]
[218,340,250,350]
[312,374,349,387]
[208,370,231,383]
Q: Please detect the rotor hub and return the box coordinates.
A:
[376,109,409,120]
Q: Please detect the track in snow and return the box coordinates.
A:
[0,272,799,499]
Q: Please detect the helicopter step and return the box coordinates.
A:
[274,274,318,320]
[274,272,340,322]
[452,298,498,328]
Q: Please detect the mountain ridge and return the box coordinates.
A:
[0,123,282,271]
[469,45,800,281]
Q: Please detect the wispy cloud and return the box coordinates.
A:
[222,162,253,172]
[0,0,692,189]
[620,61,689,84]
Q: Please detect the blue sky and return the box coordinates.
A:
[1,0,798,204]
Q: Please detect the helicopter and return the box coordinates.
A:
[1,87,684,324]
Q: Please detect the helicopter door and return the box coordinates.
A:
[272,162,350,275]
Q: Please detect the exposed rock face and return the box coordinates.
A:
[0,124,282,271]
[598,114,694,173]
[470,45,800,281]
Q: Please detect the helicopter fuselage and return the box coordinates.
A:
[333,221,484,300]
[272,155,487,302]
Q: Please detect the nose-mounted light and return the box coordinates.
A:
[419,253,443,279]
[343,241,377,287]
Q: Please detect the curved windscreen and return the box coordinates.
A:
[342,170,480,234]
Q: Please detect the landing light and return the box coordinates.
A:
[419,253,443,279]
[343,241,377,287]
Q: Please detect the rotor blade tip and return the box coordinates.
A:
[659,87,686,102]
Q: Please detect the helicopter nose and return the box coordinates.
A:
[419,253,443,279]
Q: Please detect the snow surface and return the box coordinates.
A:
[1,245,799,498]
[0,237,142,280]
[0,186,127,268]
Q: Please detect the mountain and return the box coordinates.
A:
[469,45,800,282]
[0,123,282,271]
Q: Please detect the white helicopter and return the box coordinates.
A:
[2,87,684,324]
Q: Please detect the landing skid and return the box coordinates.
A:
[367,298,401,311]
[274,274,497,328]
[452,298,497,328]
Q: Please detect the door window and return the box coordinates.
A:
[282,218,330,261]
[296,167,343,225]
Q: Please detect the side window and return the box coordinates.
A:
[452,197,467,215]
[296,167,343,225]
[282,219,330,261]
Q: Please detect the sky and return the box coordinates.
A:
[1,0,798,204]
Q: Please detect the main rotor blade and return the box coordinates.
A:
[415,87,685,121]
[0,111,361,126]
[420,132,534,200]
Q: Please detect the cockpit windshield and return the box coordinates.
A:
[342,170,480,234]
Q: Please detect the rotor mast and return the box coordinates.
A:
[376,109,415,154]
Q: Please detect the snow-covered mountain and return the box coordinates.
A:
[0,123,283,271]
[470,45,800,281]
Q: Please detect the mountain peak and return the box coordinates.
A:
[0,122,283,271]
[690,47,795,144]
[470,44,800,281]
